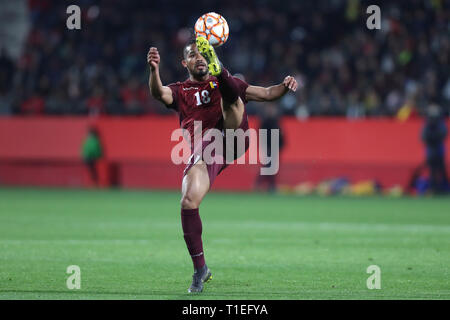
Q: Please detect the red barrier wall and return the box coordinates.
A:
[1,116,448,190]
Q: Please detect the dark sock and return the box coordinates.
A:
[217,67,239,105]
[181,208,205,270]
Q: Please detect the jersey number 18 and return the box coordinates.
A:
[194,90,211,106]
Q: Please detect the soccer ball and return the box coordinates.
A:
[194,12,229,47]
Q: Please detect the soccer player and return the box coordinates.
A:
[147,37,297,293]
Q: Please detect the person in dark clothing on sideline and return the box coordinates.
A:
[421,104,449,194]
[254,103,285,193]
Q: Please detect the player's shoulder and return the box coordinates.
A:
[167,81,184,89]
[232,75,249,90]
[168,78,204,90]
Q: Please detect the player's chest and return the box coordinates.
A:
[179,82,221,111]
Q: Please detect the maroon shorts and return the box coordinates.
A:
[183,112,250,186]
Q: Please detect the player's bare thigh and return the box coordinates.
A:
[221,97,245,130]
[181,160,210,209]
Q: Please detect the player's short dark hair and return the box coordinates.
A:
[183,38,196,59]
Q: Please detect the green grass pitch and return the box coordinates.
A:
[0,187,449,300]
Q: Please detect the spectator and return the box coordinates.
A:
[0,48,15,95]
[85,85,106,116]
[120,77,146,115]
[20,93,45,115]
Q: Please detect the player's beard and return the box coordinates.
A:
[192,68,208,78]
[190,64,208,79]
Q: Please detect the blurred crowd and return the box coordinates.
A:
[0,0,449,118]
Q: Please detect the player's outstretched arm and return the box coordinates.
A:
[245,76,297,102]
[147,47,173,105]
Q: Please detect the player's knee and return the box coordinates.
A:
[180,194,200,209]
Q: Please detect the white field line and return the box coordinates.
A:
[207,221,450,233]
[0,221,449,245]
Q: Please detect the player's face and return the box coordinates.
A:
[183,44,208,77]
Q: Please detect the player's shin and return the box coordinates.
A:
[181,208,206,270]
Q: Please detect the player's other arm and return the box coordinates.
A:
[147,47,173,105]
[245,76,298,102]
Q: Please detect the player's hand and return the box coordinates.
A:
[147,47,160,71]
[283,76,298,92]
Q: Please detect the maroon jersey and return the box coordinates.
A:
[166,75,249,148]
